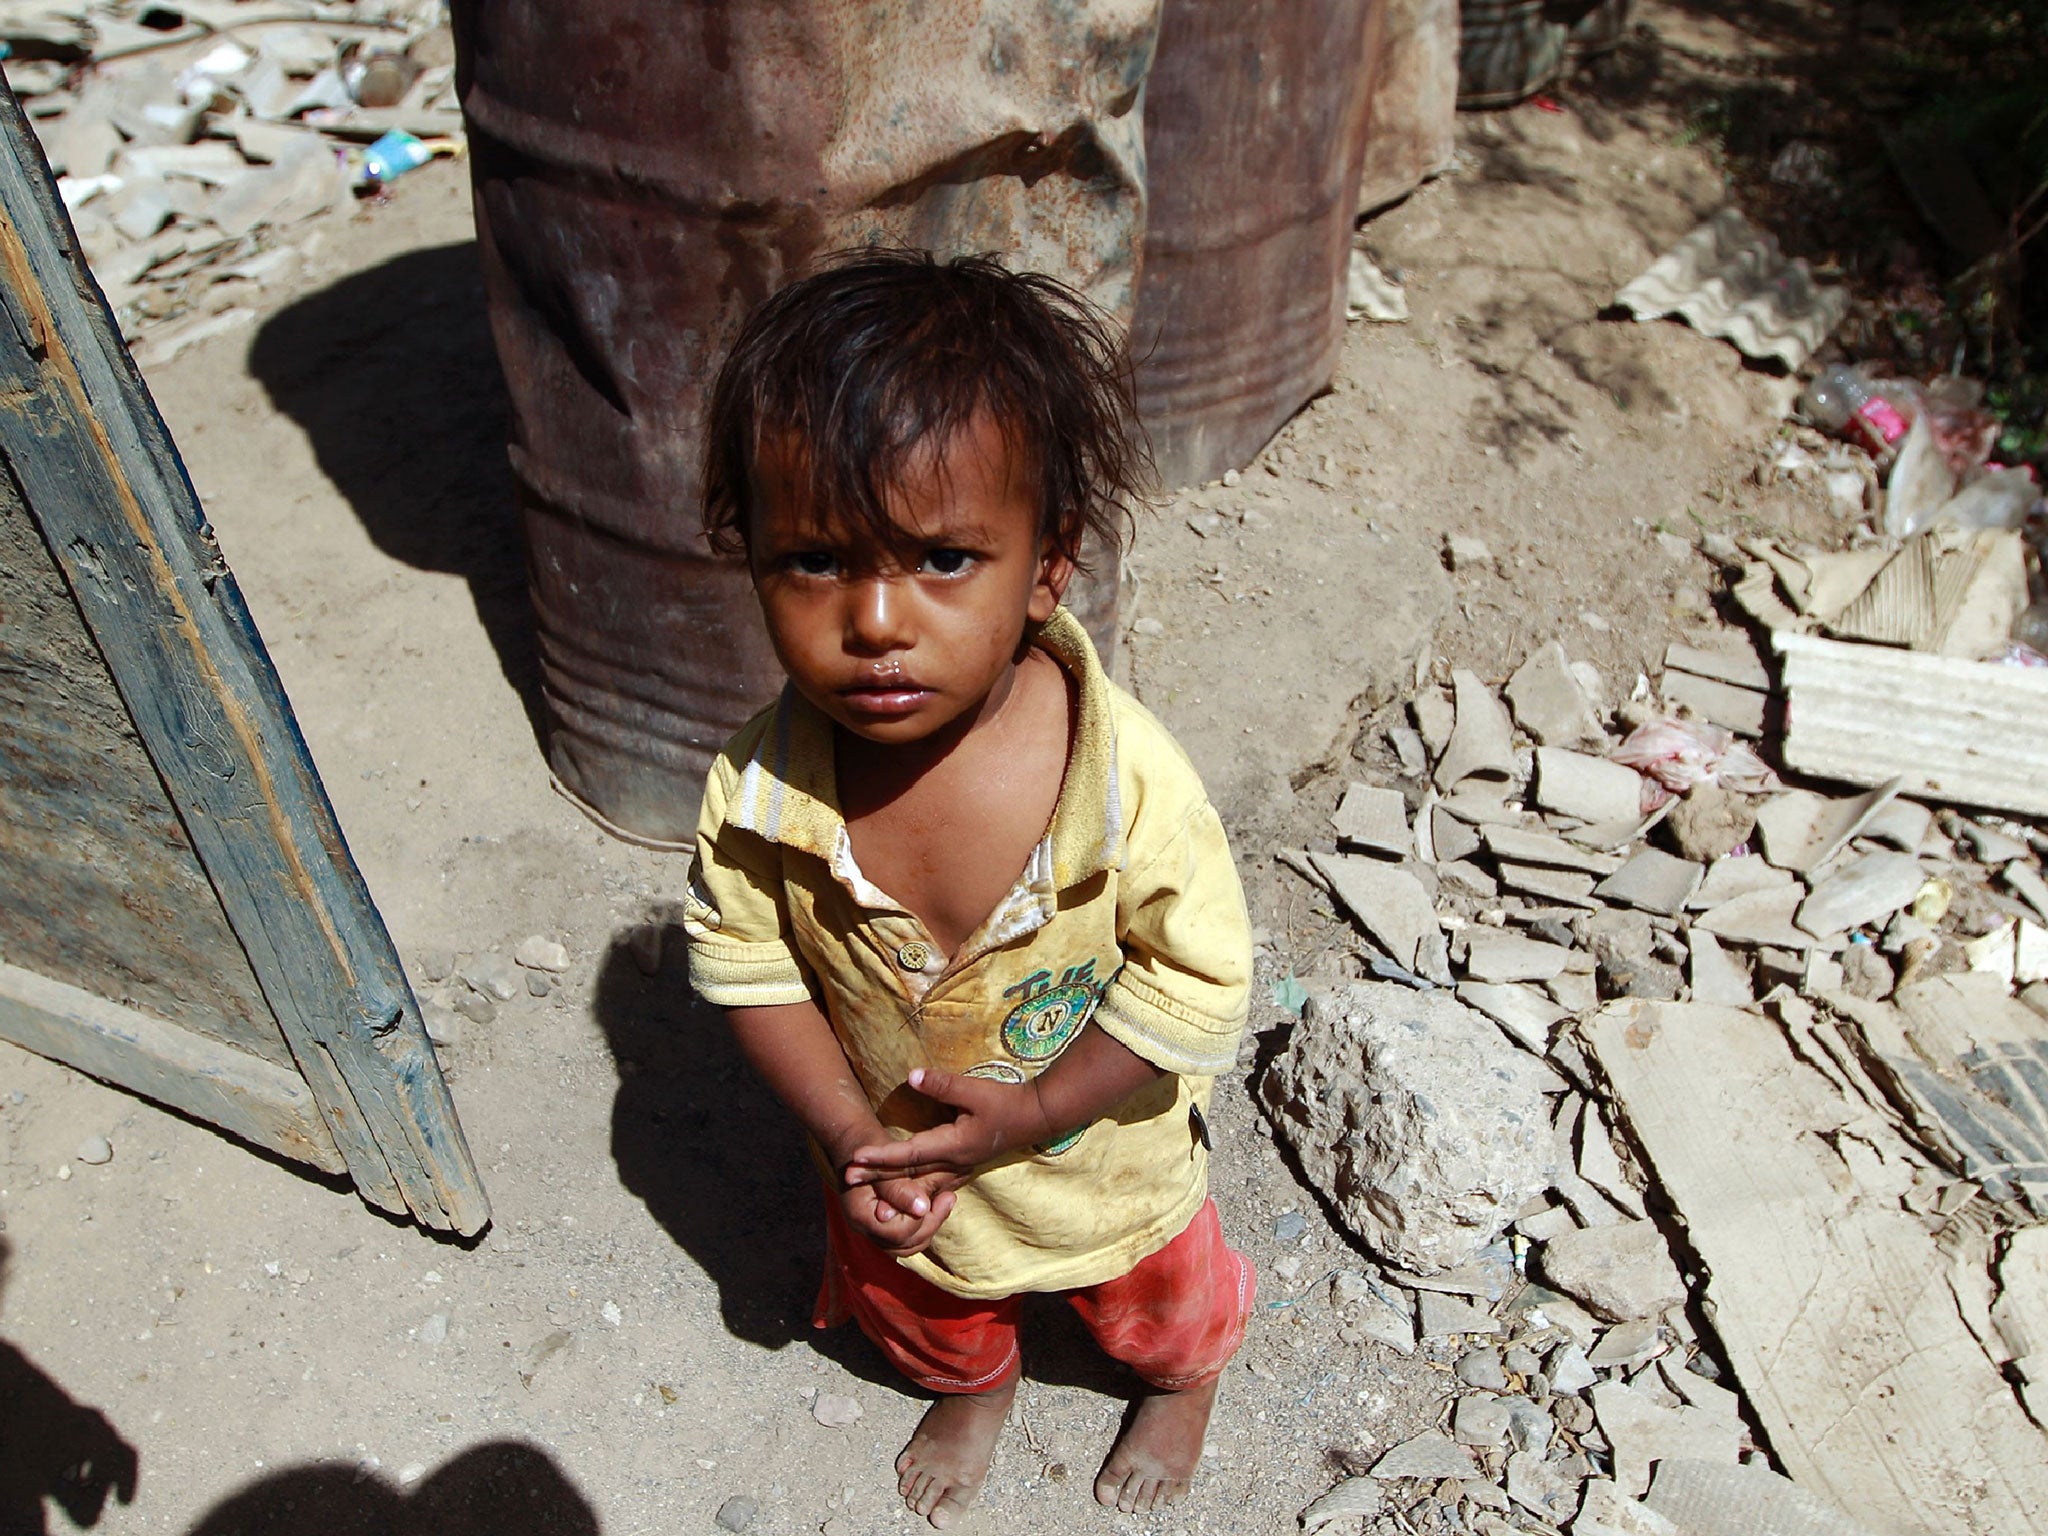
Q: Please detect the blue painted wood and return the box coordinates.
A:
[0,86,488,1234]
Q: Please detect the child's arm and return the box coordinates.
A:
[726,998,957,1255]
[840,1021,1161,1182]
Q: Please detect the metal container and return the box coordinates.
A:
[1131,0,1385,490]
[1564,0,1631,62]
[1456,0,1566,109]
[450,1,1156,844]
[1357,0,1459,216]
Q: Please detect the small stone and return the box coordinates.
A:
[1331,1271,1375,1308]
[461,953,521,1002]
[514,935,571,972]
[600,1300,623,1327]
[1446,534,1495,571]
[56,1163,71,1180]
[812,1393,862,1428]
[1535,1221,1686,1322]
[715,1494,759,1532]
[1420,1291,1500,1338]
[1554,1395,1595,1433]
[74,1135,113,1165]
[417,1312,448,1346]
[1507,642,1605,749]
[453,990,496,1027]
[1273,1210,1307,1242]
[417,948,454,984]
[1369,1431,1476,1480]
[1453,1395,1512,1446]
[1575,1479,1683,1536]
[526,970,553,998]
[1594,849,1703,917]
[422,1002,463,1047]
[1388,725,1429,777]
[1504,1450,1581,1521]
[1547,1343,1598,1395]
[1506,1400,1553,1454]
[1503,1345,1541,1377]
[1274,1255,1303,1283]
[1591,1380,1740,1497]
[1586,1319,1667,1370]
[1456,1348,1507,1391]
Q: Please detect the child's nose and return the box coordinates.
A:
[844,576,913,654]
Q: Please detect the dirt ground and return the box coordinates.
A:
[1,7,1857,1534]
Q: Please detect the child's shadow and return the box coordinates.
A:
[592,928,1158,1403]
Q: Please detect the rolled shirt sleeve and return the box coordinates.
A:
[683,758,817,1009]
[1093,798,1251,1078]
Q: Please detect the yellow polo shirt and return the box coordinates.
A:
[682,608,1251,1299]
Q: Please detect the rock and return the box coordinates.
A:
[1446,533,1495,571]
[526,970,553,998]
[1387,724,1429,777]
[417,948,454,984]
[1456,1348,1508,1391]
[1547,1343,1598,1395]
[1462,1478,1512,1511]
[1665,787,1759,863]
[453,990,496,1027]
[461,953,521,1002]
[1555,1395,1596,1434]
[417,1312,448,1346]
[1503,1345,1541,1377]
[1420,1290,1500,1339]
[1435,670,1518,792]
[1686,930,1754,1008]
[1454,1394,1513,1445]
[1273,1255,1303,1283]
[714,1494,758,1532]
[1413,687,1456,759]
[1273,1210,1307,1242]
[1463,929,1576,984]
[1506,1399,1553,1454]
[1260,984,1555,1274]
[1605,955,1683,1002]
[1694,886,1824,950]
[1575,1479,1683,1536]
[74,1135,113,1165]
[514,935,571,972]
[1586,1319,1667,1370]
[1835,946,1892,1003]
[1595,849,1704,917]
[1537,1222,1685,1322]
[1507,642,1606,749]
[1504,1450,1582,1522]
[1369,1431,1477,1480]
[421,1001,463,1047]
[811,1393,862,1428]
[1432,808,1483,863]
[1590,1380,1741,1497]
[1688,855,1793,910]
[1796,851,1926,937]
[1516,1204,1578,1242]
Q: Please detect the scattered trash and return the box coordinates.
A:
[1345,248,1408,323]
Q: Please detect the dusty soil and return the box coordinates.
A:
[1,7,1854,1535]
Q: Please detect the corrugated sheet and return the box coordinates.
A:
[1616,208,1847,370]
[1776,632,2048,817]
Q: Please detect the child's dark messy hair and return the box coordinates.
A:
[701,248,1149,567]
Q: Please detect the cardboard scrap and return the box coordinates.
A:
[1585,1001,2048,1536]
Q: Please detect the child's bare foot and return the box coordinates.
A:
[897,1377,1016,1528]
[1093,1376,1218,1514]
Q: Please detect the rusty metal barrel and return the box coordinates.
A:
[1131,0,1385,490]
[449,1,1155,844]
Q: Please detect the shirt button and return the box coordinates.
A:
[896,941,931,972]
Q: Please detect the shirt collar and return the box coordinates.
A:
[722,606,1124,887]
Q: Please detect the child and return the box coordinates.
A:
[682,249,1255,1529]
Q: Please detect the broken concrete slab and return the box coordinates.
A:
[1796,851,1926,938]
[1419,1289,1501,1338]
[1960,820,2031,865]
[1586,1318,1668,1370]
[1860,797,1933,854]
[1310,852,1446,980]
[1754,782,1901,875]
[1576,1479,1684,1536]
[1666,637,1771,691]
[1369,1431,1477,1480]
[1431,804,1483,862]
[1454,1393,1513,1447]
[1498,861,1600,907]
[1689,854,1795,910]
[1464,928,1577,984]
[1695,885,1834,950]
[1534,746,1644,825]
[1484,824,1626,874]
[1299,1477,1384,1532]
[1261,984,1555,1275]
[1578,1102,1648,1218]
[1504,1449,1582,1524]
[1661,668,1767,737]
[1687,929,1755,1008]
[1457,981,1567,1053]
[1413,686,1456,758]
[2005,860,2048,927]
[1585,1001,2048,1532]
[1330,782,1412,858]
[1436,669,1518,792]
[1596,848,1704,916]
[1536,1220,1685,1322]
[1643,1460,1883,1536]
[1507,641,1606,749]
[1591,1381,1741,1499]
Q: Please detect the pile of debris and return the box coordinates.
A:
[5,0,460,358]
[1268,621,2048,1534]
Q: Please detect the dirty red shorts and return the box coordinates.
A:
[814,1194,1255,1394]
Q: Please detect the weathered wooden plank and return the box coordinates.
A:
[1583,1001,2048,1536]
[0,90,486,1234]
[0,444,286,1060]
[0,962,344,1172]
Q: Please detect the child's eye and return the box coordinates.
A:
[920,549,975,576]
[785,551,838,577]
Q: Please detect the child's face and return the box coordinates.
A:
[747,411,1073,746]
